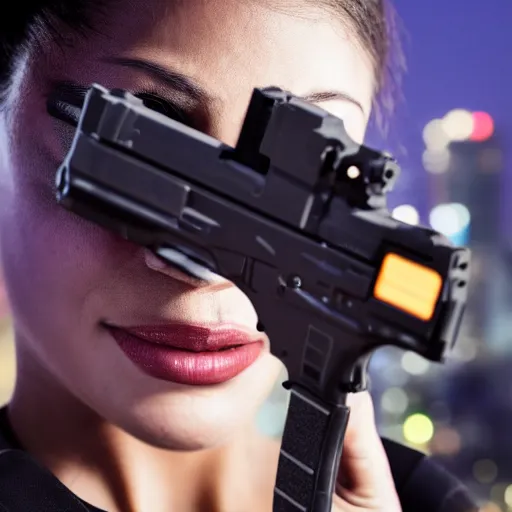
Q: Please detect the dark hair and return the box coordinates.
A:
[0,0,404,125]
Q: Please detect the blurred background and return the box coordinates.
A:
[1,0,512,510]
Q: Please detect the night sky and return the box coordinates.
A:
[369,0,512,237]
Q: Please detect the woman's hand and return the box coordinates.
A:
[332,392,402,512]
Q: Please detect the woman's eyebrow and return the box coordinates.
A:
[100,56,213,104]
[301,91,365,114]
[101,56,364,113]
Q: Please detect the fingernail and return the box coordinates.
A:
[144,249,167,270]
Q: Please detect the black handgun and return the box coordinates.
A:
[49,85,470,512]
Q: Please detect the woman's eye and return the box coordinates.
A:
[47,84,193,129]
[136,93,190,125]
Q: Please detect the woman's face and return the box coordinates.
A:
[0,0,374,449]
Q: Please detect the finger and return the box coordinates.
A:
[144,248,228,287]
[336,392,395,501]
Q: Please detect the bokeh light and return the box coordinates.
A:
[454,336,479,362]
[429,203,470,236]
[473,460,498,485]
[479,503,502,512]
[430,427,462,455]
[504,484,512,508]
[422,148,452,174]
[392,204,420,225]
[403,413,434,445]
[470,111,494,142]
[429,203,471,245]
[443,109,474,141]
[422,118,450,150]
[401,351,430,376]
[381,387,409,415]
[423,110,495,156]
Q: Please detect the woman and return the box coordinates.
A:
[0,1,478,511]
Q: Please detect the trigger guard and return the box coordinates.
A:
[342,353,372,393]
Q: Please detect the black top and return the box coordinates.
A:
[0,407,477,512]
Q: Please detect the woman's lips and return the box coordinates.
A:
[105,323,264,385]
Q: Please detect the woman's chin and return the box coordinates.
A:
[82,351,284,451]
[118,405,253,452]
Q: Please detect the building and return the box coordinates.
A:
[423,110,508,353]
[447,134,503,246]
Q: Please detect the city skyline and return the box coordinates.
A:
[369,0,511,243]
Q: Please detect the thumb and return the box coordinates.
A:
[335,392,399,509]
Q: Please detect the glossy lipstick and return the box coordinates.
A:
[106,323,263,385]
